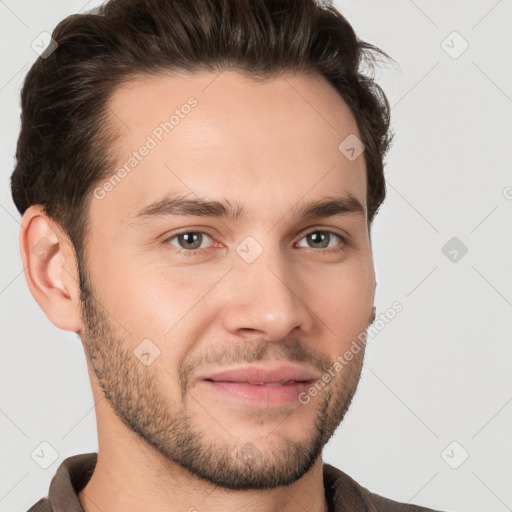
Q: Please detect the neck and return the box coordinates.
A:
[78,444,328,512]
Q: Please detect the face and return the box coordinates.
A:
[79,70,376,490]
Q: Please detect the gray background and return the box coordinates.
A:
[1,1,511,511]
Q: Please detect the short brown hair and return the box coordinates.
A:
[10,0,393,259]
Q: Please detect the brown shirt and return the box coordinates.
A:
[26,453,443,511]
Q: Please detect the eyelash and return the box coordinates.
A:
[164,229,347,256]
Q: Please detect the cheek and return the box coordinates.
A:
[90,251,231,354]
[308,259,375,341]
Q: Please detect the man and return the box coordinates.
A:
[11,0,444,510]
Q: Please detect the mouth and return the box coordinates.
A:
[201,380,314,407]
[202,379,313,408]
[203,379,312,386]
[198,364,318,407]
[199,363,318,384]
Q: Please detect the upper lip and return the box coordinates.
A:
[199,364,319,385]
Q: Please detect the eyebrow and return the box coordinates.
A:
[129,193,365,226]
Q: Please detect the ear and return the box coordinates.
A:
[19,205,83,332]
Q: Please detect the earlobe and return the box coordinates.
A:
[19,206,83,332]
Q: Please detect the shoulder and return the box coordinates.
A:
[364,491,445,511]
[25,452,97,512]
[26,497,52,512]
[323,463,445,512]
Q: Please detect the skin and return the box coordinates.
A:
[20,70,377,512]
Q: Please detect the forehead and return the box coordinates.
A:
[95,70,367,224]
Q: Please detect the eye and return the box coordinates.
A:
[164,229,346,256]
[166,231,214,253]
[296,230,345,251]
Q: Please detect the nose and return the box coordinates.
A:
[219,249,315,341]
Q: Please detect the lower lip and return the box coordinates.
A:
[202,380,312,407]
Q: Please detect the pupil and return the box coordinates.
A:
[309,232,327,248]
[181,233,200,249]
